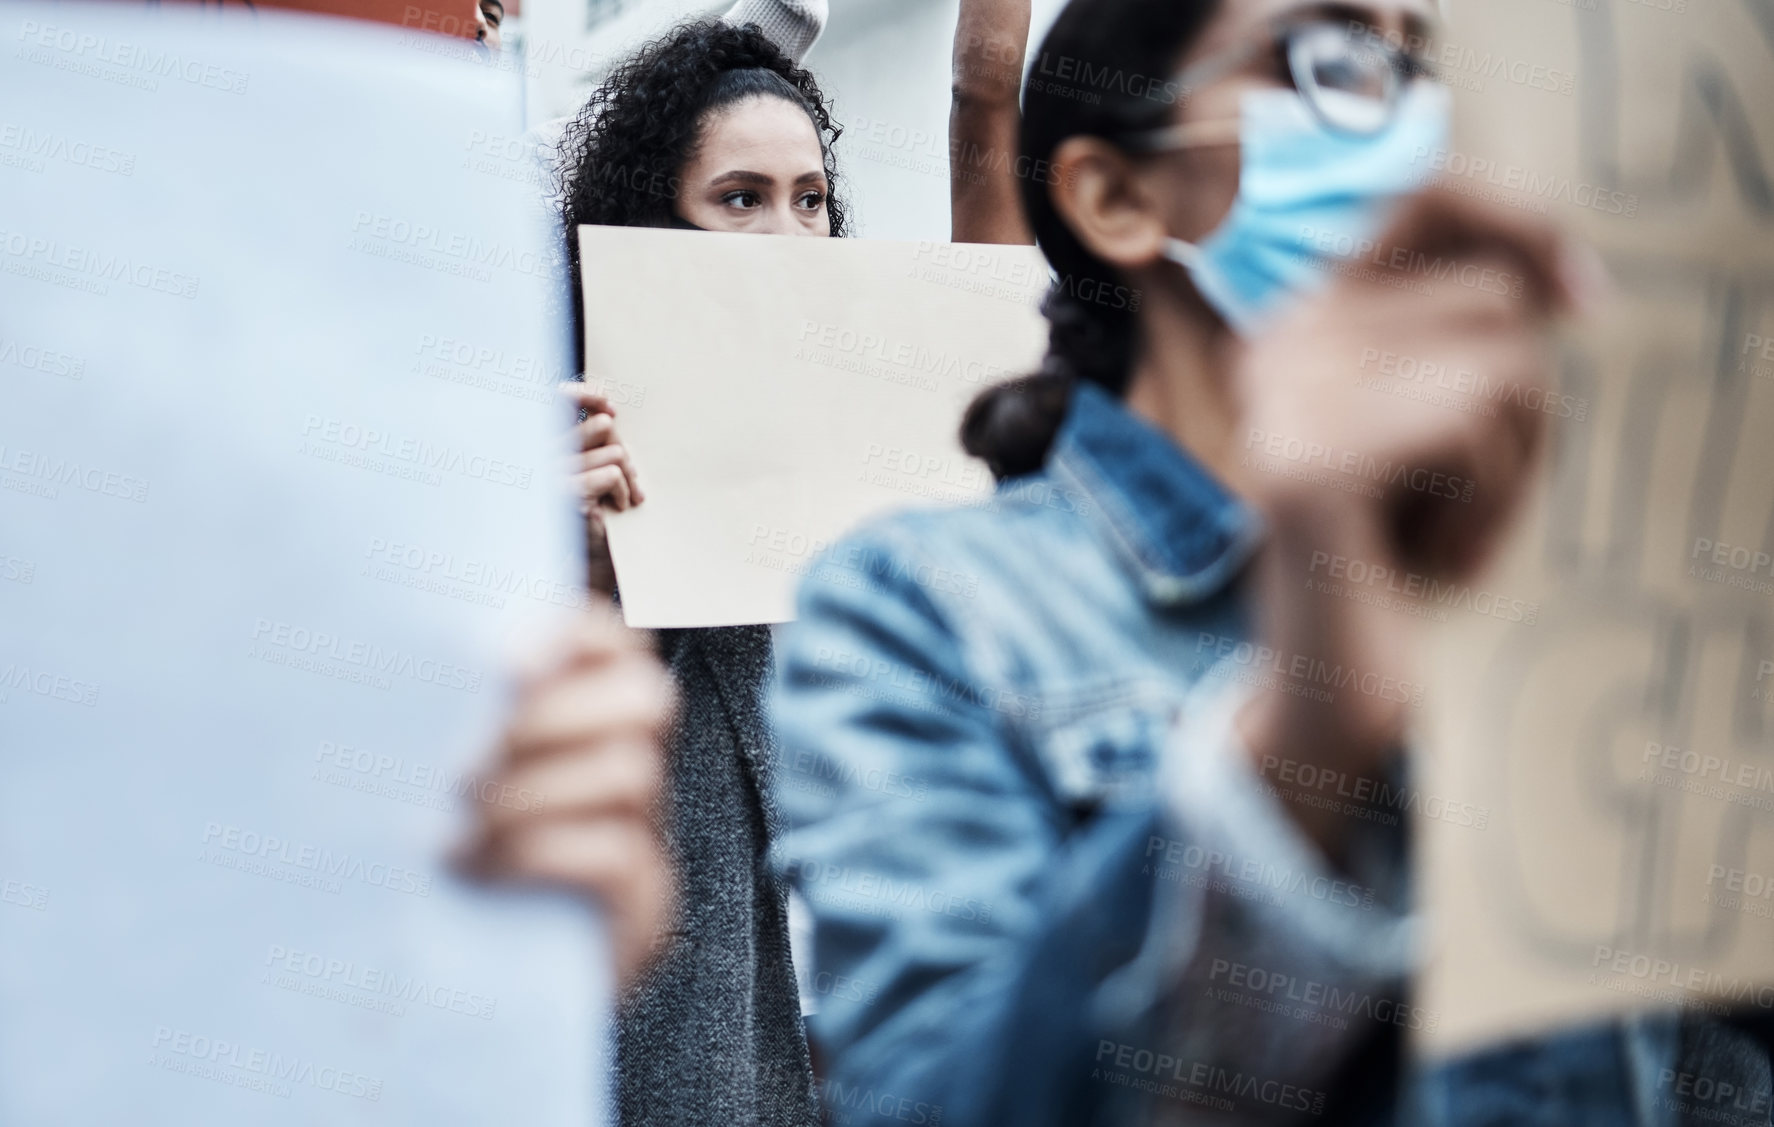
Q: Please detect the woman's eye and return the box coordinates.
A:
[722,191,762,209]
[797,192,826,211]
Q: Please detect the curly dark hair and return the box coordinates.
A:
[555,20,849,363]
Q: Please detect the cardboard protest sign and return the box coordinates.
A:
[1415,0,1774,1056]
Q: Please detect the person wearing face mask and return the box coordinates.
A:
[460,19,843,1127]
[764,0,1770,1124]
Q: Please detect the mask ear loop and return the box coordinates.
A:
[1116,117,1242,263]
[1119,116,1241,156]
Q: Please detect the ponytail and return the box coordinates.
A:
[961,281,1141,476]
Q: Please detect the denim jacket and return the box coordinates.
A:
[767,383,1753,1126]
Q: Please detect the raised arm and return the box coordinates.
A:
[949,0,1035,245]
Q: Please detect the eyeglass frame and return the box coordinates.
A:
[1120,17,1441,151]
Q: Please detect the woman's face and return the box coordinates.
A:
[1155,0,1439,244]
[675,95,832,236]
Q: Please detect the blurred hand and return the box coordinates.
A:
[1230,186,1603,851]
[564,382,645,598]
[459,608,677,987]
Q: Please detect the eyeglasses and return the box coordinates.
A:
[1125,19,1438,147]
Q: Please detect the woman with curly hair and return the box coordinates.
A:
[465,11,837,1127]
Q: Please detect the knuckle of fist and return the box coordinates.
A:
[604,827,647,873]
[643,673,677,721]
[568,626,622,662]
[618,759,661,806]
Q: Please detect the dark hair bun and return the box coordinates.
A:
[961,281,1139,478]
[961,371,1073,480]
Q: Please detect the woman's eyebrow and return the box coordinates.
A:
[1286,1,1437,40]
[793,171,828,186]
[709,170,774,188]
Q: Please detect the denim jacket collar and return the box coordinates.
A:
[1046,381,1263,606]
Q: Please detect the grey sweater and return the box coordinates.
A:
[597,15,828,1121]
[612,625,819,1127]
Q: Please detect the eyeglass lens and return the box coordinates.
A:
[1288,22,1400,135]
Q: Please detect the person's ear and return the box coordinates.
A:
[1047,136,1168,270]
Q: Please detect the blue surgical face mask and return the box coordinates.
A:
[1160,82,1451,334]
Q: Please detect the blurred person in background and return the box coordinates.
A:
[474,0,503,53]
[465,14,840,1127]
[522,1,829,162]
[718,0,827,70]
[767,0,1772,1124]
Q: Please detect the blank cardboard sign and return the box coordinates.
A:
[1416,0,1774,1057]
[581,227,1050,628]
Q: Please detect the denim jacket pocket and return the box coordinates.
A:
[1025,678,1185,808]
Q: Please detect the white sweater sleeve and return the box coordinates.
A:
[720,0,828,65]
[1105,672,1417,1109]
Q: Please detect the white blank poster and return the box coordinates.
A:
[0,4,606,1123]
[582,226,1049,628]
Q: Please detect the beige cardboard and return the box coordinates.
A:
[1419,0,1774,1056]
[578,227,1050,627]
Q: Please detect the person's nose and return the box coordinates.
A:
[753,203,826,238]
[749,205,805,237]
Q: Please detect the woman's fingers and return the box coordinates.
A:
[464,611,677,983]
[477,737,663,836]
[561,383,617,419]
[567,421,645,508]
[577,444,645,503]
[577,445,629,473]
[480,820,648,893]
[574,412,616,453]
[1378,183,1586,314]
[562,385,645,524]
[572,465,632,512]
[461,818,677,982]
[509,606,634,690]
[504,657,676,763]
